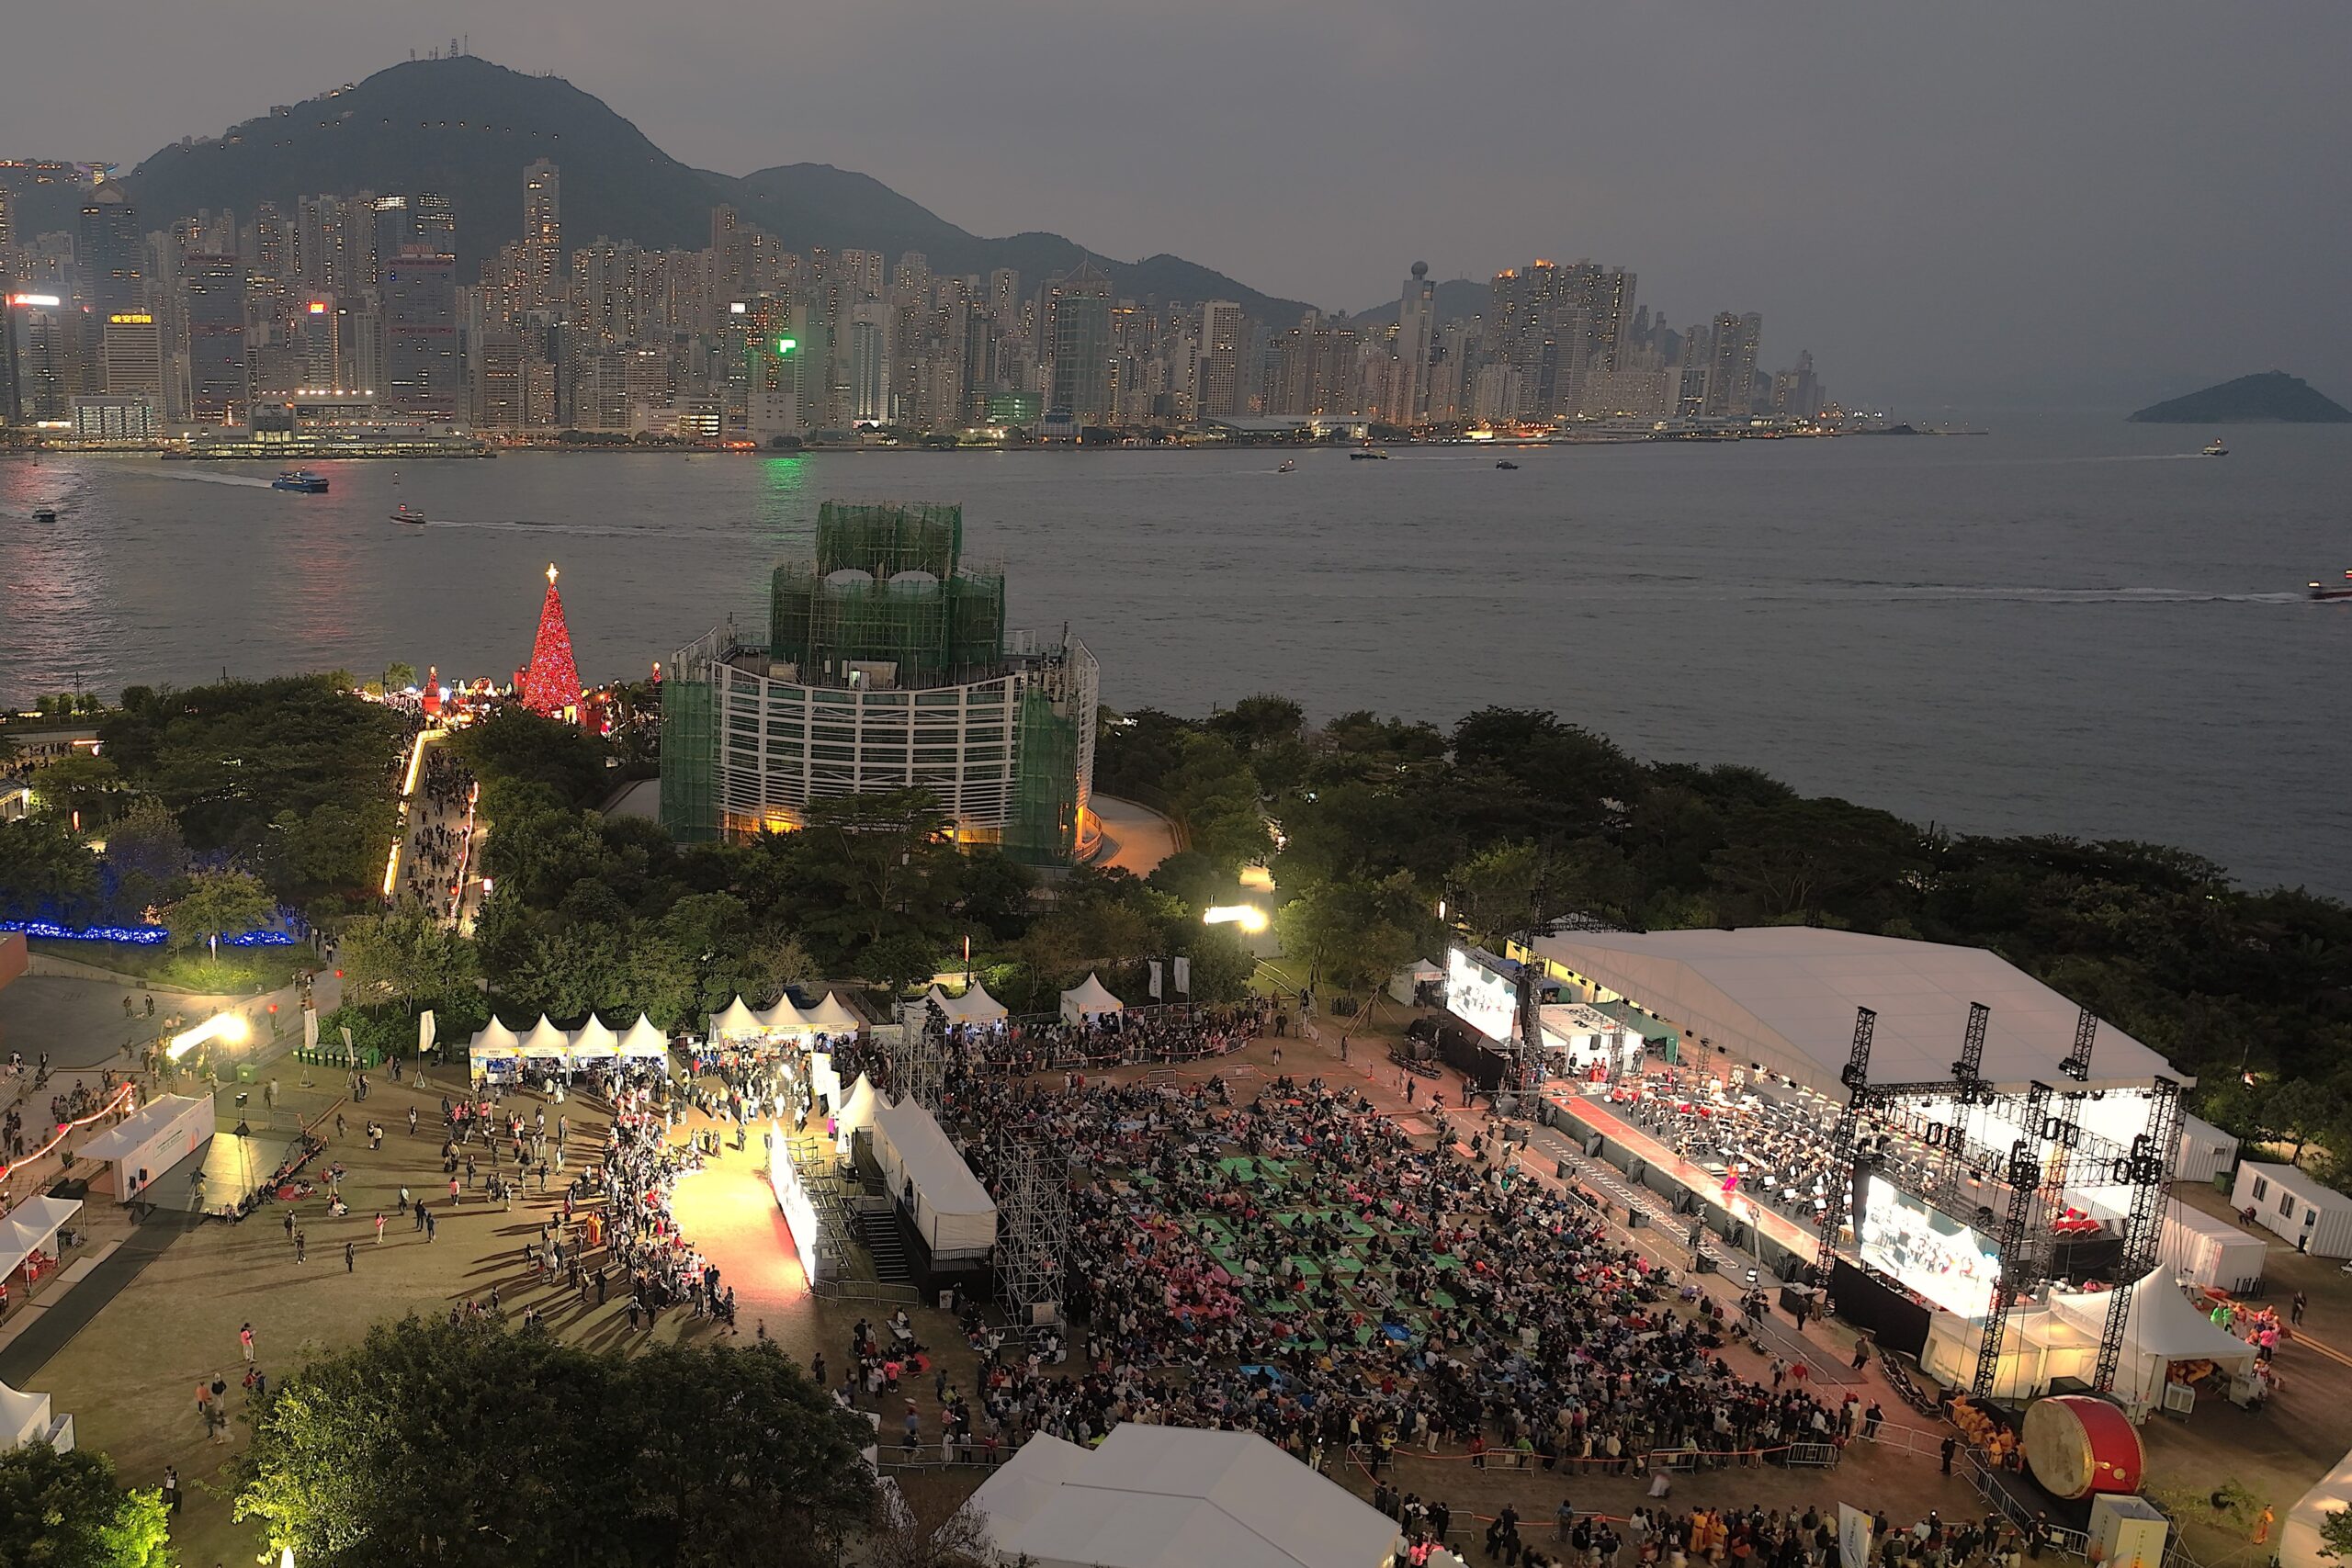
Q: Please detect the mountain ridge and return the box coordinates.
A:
[87,56,1315,321]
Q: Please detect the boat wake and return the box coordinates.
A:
[409,516,650,538]
[158,468,276,489]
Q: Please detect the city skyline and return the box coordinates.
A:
[0,3,2346,407]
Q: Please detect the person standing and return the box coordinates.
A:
[2292,1291,2309,1326]
[1940,1434,1958,1475]
[344,1240,355,1273]
[374,1212,386,1246]
[240,1323,254,1363]
[293,1229,306,1265]
[161,1465,180,1514]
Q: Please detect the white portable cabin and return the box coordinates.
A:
[2176,1114,2239,1185]
[2158,1201,2267,1292]
[76,1094,216,1202]
[2232,1161,2352,1259]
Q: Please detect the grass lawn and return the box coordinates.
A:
[30,939,311,995]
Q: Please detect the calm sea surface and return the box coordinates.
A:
[2,420,2346,893]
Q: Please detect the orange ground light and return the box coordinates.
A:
[666,1159,809,1324]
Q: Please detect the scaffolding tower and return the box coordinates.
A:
[891,998,948,1114]
[993,1137,1069,1331]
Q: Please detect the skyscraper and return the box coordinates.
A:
[77,189,143,316]
[101,310,164,405]
[1196,301,1248,420]
[250,203,290,281]
[382,246,460,417]
[522,160,561,309]
[848,299,891,423]
[1046,261,1113,423]
[1389,261,1437,425]
[181,254,247,423]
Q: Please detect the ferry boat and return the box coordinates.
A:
[390,504,428,525]
[2311,570,2352,602]
[2202,438,2229,457]
[272,470,330,492]
[30,507,57,523]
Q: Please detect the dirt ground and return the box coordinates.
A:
[13,989,2349,1564]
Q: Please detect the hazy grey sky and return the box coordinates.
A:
[5,1,2347,408]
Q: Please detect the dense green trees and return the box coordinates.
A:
[235,1315,871,1568]
[0,1442,172,1568]
[165,870,275,953]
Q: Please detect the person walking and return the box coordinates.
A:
[2292,1291,2309,1326]
[345,1240,356,1273]
[240,1323,254,1363]
[293,1229,306,1264]
[374,1212,386,1245]
[1940,1434,1958,1475]
[161,1465,180,1514]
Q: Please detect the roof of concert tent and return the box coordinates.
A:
[1525,928,2187,1097]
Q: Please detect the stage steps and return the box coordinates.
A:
[855,1208,911,1285]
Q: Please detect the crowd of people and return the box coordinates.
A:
[398,748,476,916]
[1611,1074,1846,1230]
[938,995,1279,1075]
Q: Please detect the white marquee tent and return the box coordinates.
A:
[469,1018,521,1055]
[617,1014,670,1060]
[807,992,864,1035]
[0,1196,83,1280]
[872,1096,997,1258]
[0,1382,57,1449]
[2282,1442,2352,1568]
[1059,973,1124,1023]
[520,1014,571,1059]
[570,1017,620,1060]
[836,1075,881,1155]
[711,997,763,1042]
[2047,1269,2258,1404]
[757,997,814,1036]
[966,1425,1402,1568]
[929,981,1010,1025]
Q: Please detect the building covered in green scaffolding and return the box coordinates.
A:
[661,501,1098,864]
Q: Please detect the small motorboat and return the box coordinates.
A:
[1277,459,1296,473]
[273,469,330,492]
[2310,570,2352,602]
[390,504,428,525]
[1349,448,1389,461]
[1495,460,1520,470]
[2202,438,2229,457]
[30,507,57,523]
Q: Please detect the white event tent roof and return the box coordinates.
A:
[872,1095,997,1257]
[78,1094,210,1164]
[617,1014,669,1058]
[2047,1269,2257,1404]
[469,1018,520,1055]
[757,997,812,1034]
[1528,928,2184,1097]
[711,997,763,1041]
[967,1425,1402,1568]
[520,1015,571,1057]
[807,992,863,1034]
[570,1017,620,1059]
[1059,973,1124,1022]
[0,1197,83,1279]
[0,1382,53,1448]
[930,981,1009,1025]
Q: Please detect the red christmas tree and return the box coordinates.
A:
[519,563,582,717]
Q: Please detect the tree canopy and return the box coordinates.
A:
[0,1442,173,1568]
[235,1315,872,1568]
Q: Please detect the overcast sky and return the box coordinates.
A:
[4,1,2347,410]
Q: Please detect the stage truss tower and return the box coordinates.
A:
[993,1137,1069,1332]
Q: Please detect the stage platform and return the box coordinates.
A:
[144,1127,301,1216]
[1545,1089,1827,1266]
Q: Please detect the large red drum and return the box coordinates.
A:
[2022,1395,2143,1500]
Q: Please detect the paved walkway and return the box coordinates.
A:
[0,1210,194,1385]
[1088,793,1182,877]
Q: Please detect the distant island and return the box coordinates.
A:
[2127,371,2352,423]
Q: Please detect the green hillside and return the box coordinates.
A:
[2127,371,2351,423]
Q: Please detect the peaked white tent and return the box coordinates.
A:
[931,981,1009,1025]
[0,1197,83,1280]
[520,1015,571,1058]
[0,1382,54,1448]
[469,1017,521,1054]
[570,1016,621,1059]
[617,1013,671,1060]
[807,992,863,1035]
[967,1425,1402,1568]
[835,1075,881,1155]
[872,1096,997,1258]
[711,996,763,1042]
[756,997,813,1036]
[2049,1269,2259,1404]
[2282,1443,2352,1568]
[1059,973,1124,1022]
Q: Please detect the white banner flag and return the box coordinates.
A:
[304,1008,320,1051]
[1148,961,1163,1000]
[419,1009,437,1054]
[1838,1504,1874,1568]
[1172,956,1191,997]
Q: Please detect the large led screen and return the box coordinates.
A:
[1857,1174,2002,1319]
[1445,946,1519,1044]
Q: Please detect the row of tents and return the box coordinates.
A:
[708,991,867,1043]
[469,1011,673,1069]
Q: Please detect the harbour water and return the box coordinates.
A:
[2,417,2346,892]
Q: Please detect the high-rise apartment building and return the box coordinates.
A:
[382,247,460,417]
[77,190,144,315]
[848,299,891,423]
[181,254,247,423]
[1702,310,1762,418]
[522,160,561,309]
[100,310,164,404]
[1389,261,1437,425]
[1046,261,1113,423]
